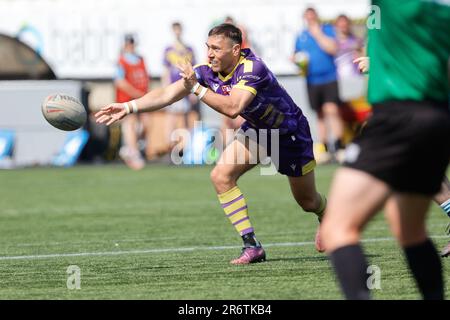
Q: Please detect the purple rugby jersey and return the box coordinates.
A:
[195,49,315,177]
[194,49,304,135]
[163,44,196,84]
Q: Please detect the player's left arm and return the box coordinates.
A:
[198,87,254,119]
[178,62,255,118]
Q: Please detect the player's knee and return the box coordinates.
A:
[210,166,233,188]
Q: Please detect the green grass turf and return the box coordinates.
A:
[0,164,448,299]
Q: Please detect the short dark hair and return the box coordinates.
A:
[124,34,135,45]
[208,23,242,45]
[336,14,350,22]
[172,21,182,29]
[304,7,317,15]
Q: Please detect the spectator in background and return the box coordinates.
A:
[334,14,371,144]
[293,7,344,164]
[334,14,365,81]
[162,22,199,149]
[115,34,151,170]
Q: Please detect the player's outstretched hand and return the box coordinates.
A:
[353,56,370,73]
[95,103,127,126]
[177,60,197,91]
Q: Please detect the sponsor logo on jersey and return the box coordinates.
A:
[221,85,232,95]
[212,83,220,92]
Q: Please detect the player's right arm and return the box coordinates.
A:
[161,67,171,87]
[137,80,189,111]
[95,80,189,126]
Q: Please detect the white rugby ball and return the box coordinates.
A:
[41,94,87,131]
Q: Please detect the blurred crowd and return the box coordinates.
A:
[292,8,370,164]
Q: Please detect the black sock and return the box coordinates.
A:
[329,244,370,300]
[403,239,444,300]
[242,233,261,248]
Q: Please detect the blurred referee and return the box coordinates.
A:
[322,0,450,300]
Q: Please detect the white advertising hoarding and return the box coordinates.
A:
[0,0,369,79]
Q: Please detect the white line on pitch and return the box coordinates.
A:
[0,235,448,261]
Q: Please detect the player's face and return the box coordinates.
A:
[206,35,240,73]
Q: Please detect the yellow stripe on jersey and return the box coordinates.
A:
[273,113,285,128]
[259,104,274,120]
[302,160,316,175]
[218,56,253,82]
[219,56,245,81]
[234,80,257,95]
[242,59,253,73]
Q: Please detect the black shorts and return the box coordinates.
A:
[307,80,340,118]
[344,100,450,195]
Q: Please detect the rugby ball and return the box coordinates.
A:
[41,94,87,131]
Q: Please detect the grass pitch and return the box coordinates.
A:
[0,164,448,299]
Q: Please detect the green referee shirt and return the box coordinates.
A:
[368,0,450,104]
